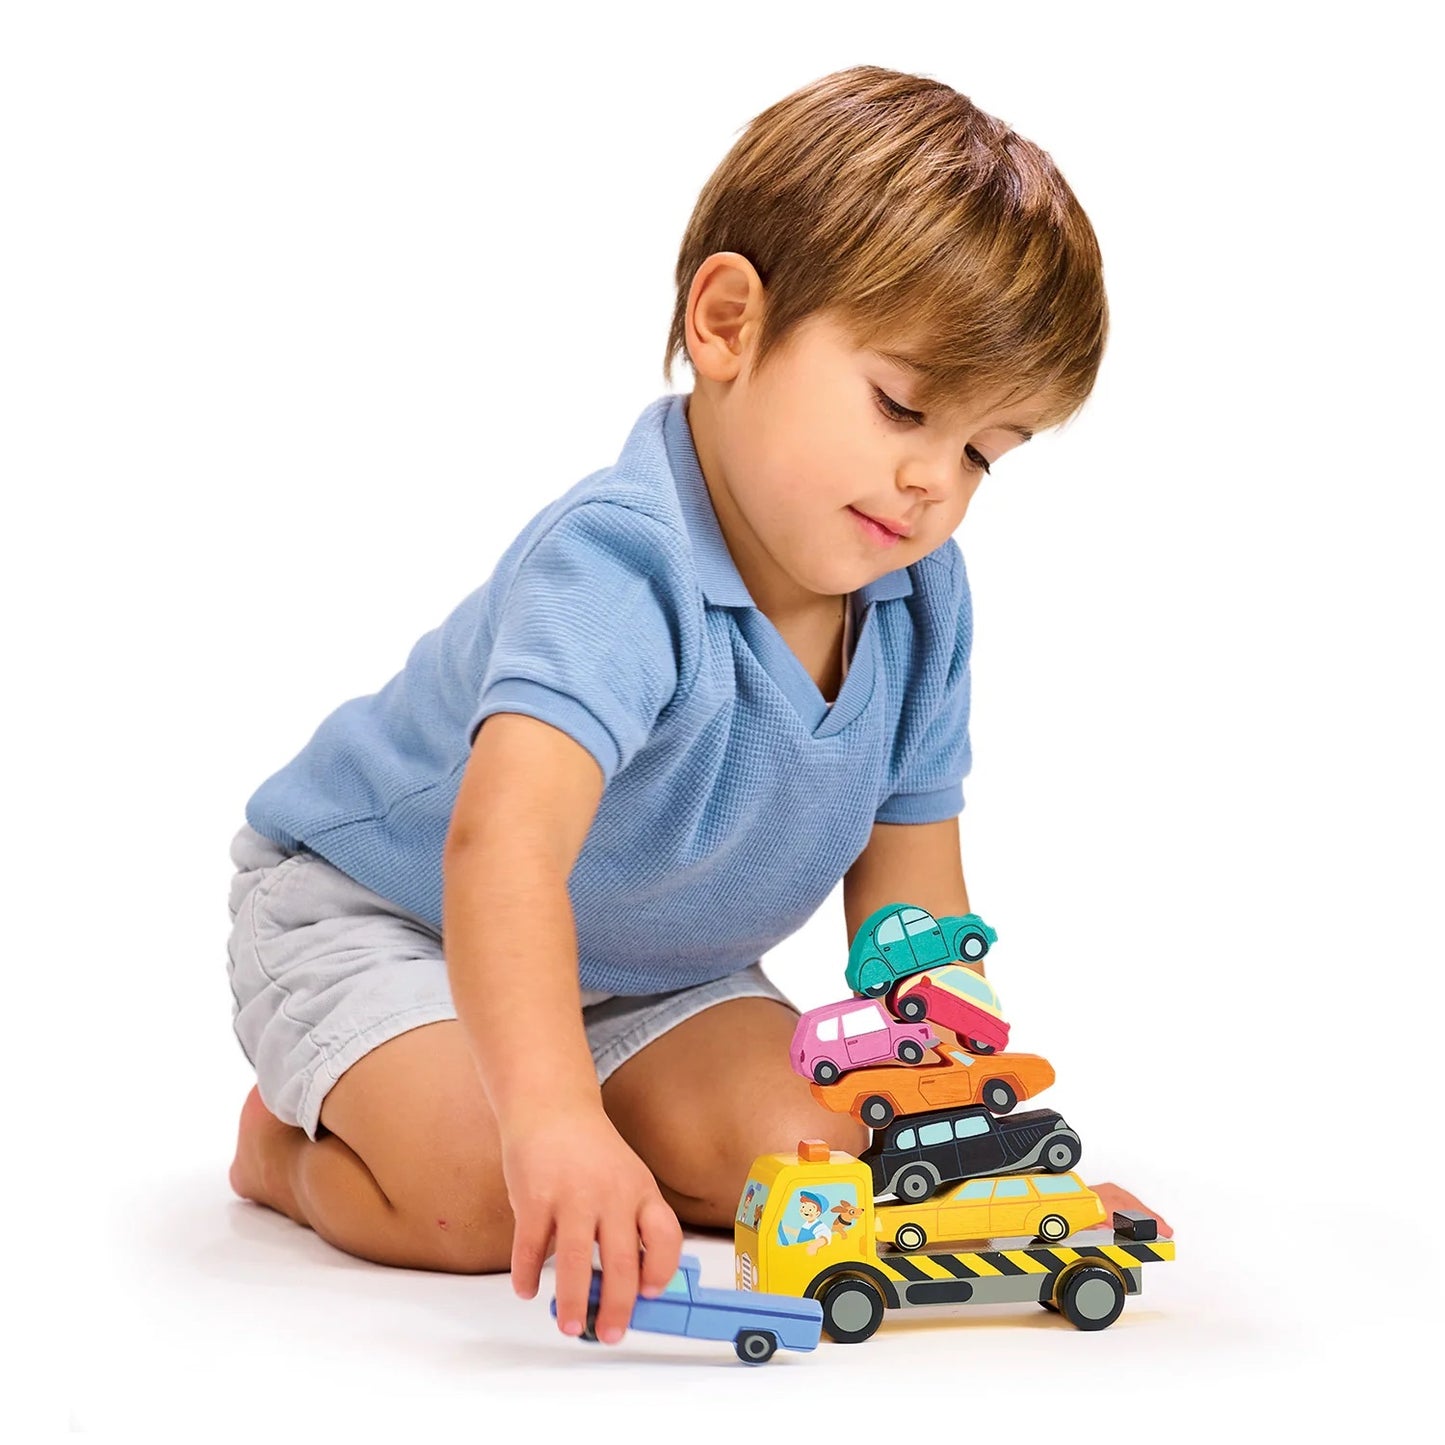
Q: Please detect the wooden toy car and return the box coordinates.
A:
[876,1170,1107,1249]
[551,1253,823,1363]
[891,962,1010,1054]
[845,903,997,999]
[861,1103,1082,1202]
[736,1141,1173,1340]
[810,1043,1055,1128]
[791,997,939,1084]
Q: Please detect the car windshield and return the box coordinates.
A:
[938,966,998,1008]
[661,1269,690,1296]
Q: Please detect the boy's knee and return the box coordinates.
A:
[388,1152,514,1274]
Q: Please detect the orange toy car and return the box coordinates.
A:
[809,1044,1055,1128]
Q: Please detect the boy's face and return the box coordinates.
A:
[698,310,1048,602]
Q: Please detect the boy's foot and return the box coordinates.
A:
[230,1085,305,1223]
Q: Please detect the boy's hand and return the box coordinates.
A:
[503,1107,684,1344]
[1088,1181,1173,1238]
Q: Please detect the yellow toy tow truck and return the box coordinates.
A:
[734,1140,1174,1341]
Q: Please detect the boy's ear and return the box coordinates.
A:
[685,252,765,382]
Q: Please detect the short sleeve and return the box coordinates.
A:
[875,548,973,824]
[467,503,683,785]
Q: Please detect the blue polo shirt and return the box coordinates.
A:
[245,393,973,995]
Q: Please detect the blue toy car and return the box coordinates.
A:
[550,1253,823,1363]
[845,903,998,998]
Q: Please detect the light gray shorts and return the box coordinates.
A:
[225,823,792,1139]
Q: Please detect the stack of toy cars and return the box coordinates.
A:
[791,903,1105,1244]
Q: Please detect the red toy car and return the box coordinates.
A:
[892,962,1010,1054]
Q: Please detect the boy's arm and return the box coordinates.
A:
[842,817,974,954]
[443,713,683,1340]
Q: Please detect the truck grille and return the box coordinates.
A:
[738,1253,755,1291]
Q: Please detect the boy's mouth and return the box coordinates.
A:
[848,506,910,546]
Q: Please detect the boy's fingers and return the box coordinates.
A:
[510,1213,553,1301]
[637,1197,684,1297]
[551,1222,598,1338]
[594,1215,642,1344]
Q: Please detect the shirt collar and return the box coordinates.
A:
[662,393,914,608]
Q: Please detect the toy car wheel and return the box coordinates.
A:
[858,961,891,997]
[956,929,989,962]
[1043,1136,1081,1171]
[734,1329,779,1364]
[895,1038,925,1065]
[894,1222,928,1251]
[894,1164,937,1203]
[813,1059,841,1085]
[894,992,928,1023]
[580,1304,600,1343]
[860,1095,895,1128]
[964,1038,996,1055]
[982,1079,1018,1112]
[1039,1297,1061,1313]
[818,1275,886,1344]
[1057,1264,1126,1331]
[1036,1213,1071,1242]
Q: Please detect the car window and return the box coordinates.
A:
[904,912,939,937]
[735,1179,770,1228]
[956,1179,993,1201]
[918,1120,953,1147]
[1032,1176,1083,1197]
[662,1269,691,1296]
[893,1128,916,1150]
[992,1179,1029,1200]
[815,1018,839,1042]
[939,966,998,1007]
[878,916,905,944]
[843,1005,887,1037]
[954,1116,989,1140]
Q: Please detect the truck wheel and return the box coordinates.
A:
[1058,1264,1126,1331]
[1043,1136,1081,1171]
[1036,1213,1070,1242]
[813,1059,841,1085]
[818,1276,886,1344]
[894,1165,937,1203]
[896,1038,925,1065]
[982,1079,1018,1113]
[964,1038,995,1054]
[734,1329,778,1364]
[894,1222,928,1251]
[860,1095,895,1128]
[895,993,928,1022]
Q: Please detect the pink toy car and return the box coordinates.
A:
[791,998,938,1085]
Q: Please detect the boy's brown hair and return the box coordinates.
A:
[664,66,1107,429]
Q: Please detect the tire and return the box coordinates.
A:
[1058,1264,1126,1331]
[894,1222,928,1252]
[895,993,928,1023]
[964,1038,995,1055]
[580,1304,600,1343]
[858,961,890,998]
[894,1165,938,1203]
[813,1059,841,1085]
[982,1079,1018,1113]
[957,930,989,962]
[1040,1298,1060,1313]
[1042,1135,1081,1172]
[734,1329,778,1364]
[896,1038,925,1065]
[860,1095,895,1129]
[1036,1213,1070,1242]
[818,1276,887,1344]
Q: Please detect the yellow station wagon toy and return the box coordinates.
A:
[876,1170,1107,1249]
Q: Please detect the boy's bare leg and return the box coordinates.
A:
[229,1020,512,1272]
[600,996,869,1228]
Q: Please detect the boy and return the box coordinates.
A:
[226,65,1148,1348]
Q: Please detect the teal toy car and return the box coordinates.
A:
[845,903,997,998]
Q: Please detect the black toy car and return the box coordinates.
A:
[862,1103,1082,1203]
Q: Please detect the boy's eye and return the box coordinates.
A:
[964,446,992,476]
[872,386,924,426]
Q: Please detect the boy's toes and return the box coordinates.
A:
[229,1085,298,1210]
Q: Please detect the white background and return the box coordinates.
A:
[6,1,1442,1436]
